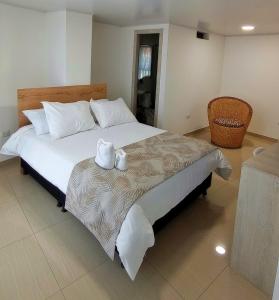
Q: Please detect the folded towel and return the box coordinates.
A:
[95,139,115,170]
[115,149,128,171]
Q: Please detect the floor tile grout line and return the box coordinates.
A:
[32,218,107,293]
[60,258,109,292]
[6,170,72,234]
[4,167,109,295]
[33,218,109,292]
[33,229,62,294]
[5,166,223,288]
[0,232,34,252]
[6,172,38,237]
[148,260,185,299]
[196,265,228,300]
[45,289,66,300]
[2,164,36,249]
[147,259,185,299]
[7,173,72,232]
[35,222,107,298]
[148,252,230,300]
[0,190,62,299]
[7,171,64,296]
[34,214,74,235]
[60,290,67,300]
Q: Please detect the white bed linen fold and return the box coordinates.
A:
[4,122,230,279]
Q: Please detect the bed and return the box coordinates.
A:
[12,84,230,280]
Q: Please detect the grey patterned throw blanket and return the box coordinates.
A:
[65,132,217,259]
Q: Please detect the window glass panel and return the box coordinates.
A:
[138,46,152,80]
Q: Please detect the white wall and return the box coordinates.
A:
[164,24,225,134]
[221,35,279,139]
[66,11,93,85]
[46,10,93,86]
[92,23,127,99]
[0,3,48,161]
[92,22,169,128]
[46,11,67,85]
[92,22,225,134]
[0,5,93,162]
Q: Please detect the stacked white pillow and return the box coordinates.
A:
[42,101,95,139]
[22,98,137,139]
[23,109,49,135]
[90,98,137,128]
[90,99,109,123]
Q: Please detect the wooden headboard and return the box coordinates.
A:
[17,83,107,128]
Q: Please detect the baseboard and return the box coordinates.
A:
[185,127,209,136]
[185,127,277,143]
[247,131,278,143]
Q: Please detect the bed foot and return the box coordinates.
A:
[61,207,67,213]
[20,167,28,175]
[120,262,124,269]
[202,190,208,197]
[57,202,62,208]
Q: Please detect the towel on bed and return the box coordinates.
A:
[65,132,231,260]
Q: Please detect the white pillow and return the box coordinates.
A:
[42,101,95,139]
[90,98,137,128]
[23,109,49,135]
[90,99,109,123]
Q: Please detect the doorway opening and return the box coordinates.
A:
[132,32,162,127]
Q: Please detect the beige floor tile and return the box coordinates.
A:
[148,231,229,300]
[206,180,238,216]
[47,291,66,300]
[0,202,33,248]
[208,173,227,194]
[0,131,275,300]
[8,172,48,199]
[63,260,182,300]
[0,173,18,208]
[0,158,20,177]
[36,217,108,289]
[18,190,70,233]
[199,267,269,300]
[0,236,59,300]
[147,179,238,299]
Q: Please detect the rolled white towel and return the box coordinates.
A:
[115,149,128,171]
[95,139,115,170]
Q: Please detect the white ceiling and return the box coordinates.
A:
[1,0,279,35]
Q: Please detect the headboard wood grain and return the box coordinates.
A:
[17,83,107,128]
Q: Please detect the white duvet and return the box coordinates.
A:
[1,122,231,279]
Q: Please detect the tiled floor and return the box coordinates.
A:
[0,130,274,300]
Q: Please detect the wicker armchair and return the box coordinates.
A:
[208,97,253,148]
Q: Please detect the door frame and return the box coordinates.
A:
[131,29,163,127]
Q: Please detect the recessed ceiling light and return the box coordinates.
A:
[215,245,226,255]
[241,25,255,32]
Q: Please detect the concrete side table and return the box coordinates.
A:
[231,143,279,295]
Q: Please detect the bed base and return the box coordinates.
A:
[20,158,212,231]
[20,159,66,211]
[21,158,211,269]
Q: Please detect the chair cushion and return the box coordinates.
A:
[214,118,244,128]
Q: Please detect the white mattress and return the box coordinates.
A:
[15,122,227,279]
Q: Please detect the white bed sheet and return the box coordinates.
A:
[14,122,228,279]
